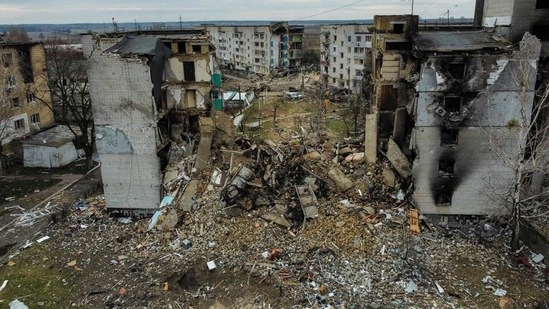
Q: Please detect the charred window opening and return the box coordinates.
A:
[192,45,201,53]
[444,97,462,113]
[448,63,465,79]
[380,84,398,111]
[441,128,459,145]
[183,61,196,82]
[392,23,404,34]
[438,159,455,177]
[532,24,549,41]
[385,41,411,51]
[2,53,12,67]
[19,48,33,83]
[177,42,186,54]
[536,0,549,9]
[435,187,452,206]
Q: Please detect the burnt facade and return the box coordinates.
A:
[411,32,541,221]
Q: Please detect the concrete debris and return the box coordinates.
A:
[532,254,544,263]
[207,260,217,270]
[36,236,50,243]
[328,167,354,191]
[12,123,546,308]
[261,213,291,228]
[9,300,28,309]
[405,280,418,293]
[494,288,507,297]
[386,138,411,178]
[0,280,7,293]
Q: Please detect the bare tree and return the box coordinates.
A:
[4,26,30,43]
[486,39,549,251]
[33,38,95,169]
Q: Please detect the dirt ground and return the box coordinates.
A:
[0,75,548,308]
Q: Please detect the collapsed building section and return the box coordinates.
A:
[411,31,541,224]
[82,30,218,214]
[366,15,419,163]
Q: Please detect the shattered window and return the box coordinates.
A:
[192,45,201,53]
[444,97,462,113]
[14,118,25,130]
[438,159,455,177]
[441,128,459,145]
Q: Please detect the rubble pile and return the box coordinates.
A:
[8,134,547,308]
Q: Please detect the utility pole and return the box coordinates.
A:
[179,15,183,30]
[411,0,414,15]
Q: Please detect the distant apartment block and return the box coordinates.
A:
[320,24,372,92]
[0,42,54,145]
[204,22,304,75]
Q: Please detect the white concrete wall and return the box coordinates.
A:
[412,127,517,215]
[23,143,78,168]
[83,35,162,210]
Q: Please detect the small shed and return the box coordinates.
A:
[223,91,254,109]
[23,125,80,168]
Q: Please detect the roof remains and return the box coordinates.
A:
[24,125,81,147]
[416,31,510,52]
[105,36,173,58]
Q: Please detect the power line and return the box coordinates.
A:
[290,0,368,21]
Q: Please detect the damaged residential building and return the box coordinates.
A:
[82,30,217,213]
[203,22,305,75]
[364,15,418,163]
[411,32,541,224]
[363,14,546,223]
[320,24,372,93]
[1,42,55,145]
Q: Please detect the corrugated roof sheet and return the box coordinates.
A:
[416,31,510,52]
[24,125,81,148]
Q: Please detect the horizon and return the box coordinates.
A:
[0,0,476,25]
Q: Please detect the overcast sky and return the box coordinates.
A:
[0,0,476,24]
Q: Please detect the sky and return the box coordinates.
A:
[0,0,476,24]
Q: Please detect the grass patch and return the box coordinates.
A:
[0,245,77,307]
[325,117,349,140]
[0,179,62,202]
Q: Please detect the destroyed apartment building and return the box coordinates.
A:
[362,15,545,225]
[82,30,219,214]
